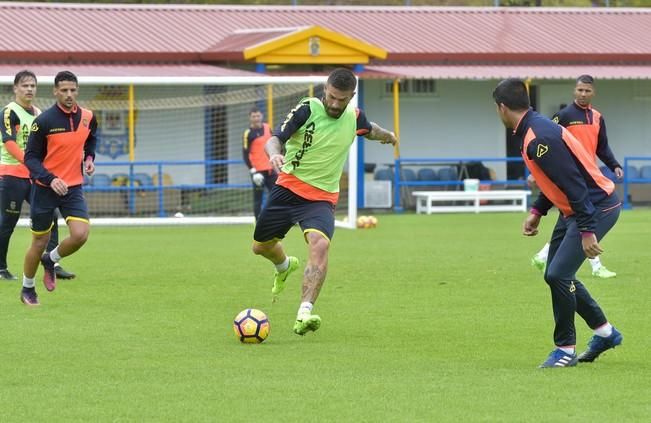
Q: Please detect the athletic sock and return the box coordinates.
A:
[594,322,613,338]
[49,247,62,263]
[22,275,35,288]
[536,242,550,261]
[297,302,313,319]
[589,256,602,272]
[559,346,575,354]
[275,257,289,272]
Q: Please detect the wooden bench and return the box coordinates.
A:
[413,190,531,214]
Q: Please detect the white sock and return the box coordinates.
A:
[594,322,613,338]
[275,257,289,272]
[559,346,575,354]
[589,256,602,271]
[22,275,35,288]
[297,302,313,319]
[49,247,61,263]
[536,243,550,261]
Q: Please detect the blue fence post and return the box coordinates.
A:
[157,163,165,217]
[128,164,135,214]
[393,158,403,212]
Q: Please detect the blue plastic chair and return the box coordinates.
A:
[640,165,651,180]
[133,173,153,187]
[417,168,438,181]
[374,168,393,181]
[401,168,417,181]
[437,167,458,181]
[625,165,639,180]
[91,173,112,187]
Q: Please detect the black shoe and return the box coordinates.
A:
[40,253,56,291]
[0,269,18,280]
[21,287,40,306]
[54,264,76,280]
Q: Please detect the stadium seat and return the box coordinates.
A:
[374,168,393,181]
[600,166,617,183]
[437,167,458,181]
[90,173,112,187]
[417,168,438,181]
[640,165,651,180]
[625,165,640,180]
[133,172,153,187]
[400,168,417,181]
[83,174,90,186]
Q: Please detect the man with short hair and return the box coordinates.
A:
[531,75,622,279]
[252,68,397,335]
[21,70,97,306]
[0,70,75,282]
[493,78,623,368]
[243,106,276,220]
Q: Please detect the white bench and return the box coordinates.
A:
[413,190,531,214]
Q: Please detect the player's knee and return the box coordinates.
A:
[543,268,562,285]
[252,241,271,256]
[308,234,330,256]
[70,228,90,246]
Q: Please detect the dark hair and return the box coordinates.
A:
[576,74,594,85]
[249,106,262,115]
[14,70,37,85]
[492,78,530,111]
[54,70,78,86]
[327,68,357,92]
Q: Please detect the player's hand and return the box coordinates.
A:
[381,132,398,146]
[252,172,264,186]
[522,213,540,236]
[614,167,624,180]
[526,174,538,190]
[50,177,68,196]
[84,157,95,176]
[269,154,285,173]
[581,233,603,259]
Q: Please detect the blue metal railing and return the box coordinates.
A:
[622,157,651,210]
[391,157,528,211]
[88,159,249,217]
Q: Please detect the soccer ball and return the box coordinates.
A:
[233,308,270,344]
[356,215,378,229]
[368,215,378,228]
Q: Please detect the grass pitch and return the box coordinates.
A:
[1,210,649,422]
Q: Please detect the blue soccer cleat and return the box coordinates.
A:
[539,348,578,368]
[578,327,623,363]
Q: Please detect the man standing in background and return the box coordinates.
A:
[531,75,622,279]
[243,106,276,220]
[0,70,75,282]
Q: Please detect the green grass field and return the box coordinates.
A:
[1,211,649,422]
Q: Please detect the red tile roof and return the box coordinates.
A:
[1,4,650,64]
[0,63,260,84]
[364,64,651,80]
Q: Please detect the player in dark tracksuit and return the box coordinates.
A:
[493,78,623,368]
[243,107,277,219]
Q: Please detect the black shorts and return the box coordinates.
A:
[0,175,31,217]
[30,184,89,234]
[253,185,335,243]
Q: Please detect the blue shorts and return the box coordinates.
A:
[253,185,335,243]
[30,184,89,233]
